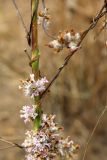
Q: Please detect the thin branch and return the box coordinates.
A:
[0,136,23,150]
[40,2,107,99]
[42,0,46,9]
[42,18,56,39]
[94,22,106,40]
[24,49,31,61]
[41,0,56,39]
[82,106,107,160]
[0,146,16,150]
[12,0,28,34]
[40,47,80,98]
[94,1,107,39]
[12,0,31,45]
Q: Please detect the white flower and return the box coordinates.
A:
[22,114,77,159]
[48,30,81,53]
[30,74,35,82]
[22,130,51,159]
[75,33,81,41]
[64,32,72,42]
[20,105,38,123]
[37,8,51,30]
[58,137,75,156]
[36,77,48,93]
[37,16,43,25]
[19,75,48,98]
[49,40,63,50]
[42,114,47,122]
[68,41,78,50]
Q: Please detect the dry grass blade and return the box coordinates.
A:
[0,136,23,150]
[82,106,107,160]
[12,0,28,34]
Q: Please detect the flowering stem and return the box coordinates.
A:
[34,102,42,131]
[31,0,41,131]
[31,0,40,78]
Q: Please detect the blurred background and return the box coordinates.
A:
[0,0,107,160]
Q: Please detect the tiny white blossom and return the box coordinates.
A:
[48,30,81,53]
[75,33,81,41]
[30,74,35,82]
[68,41,78,50]
[36,77,48,93]
[22,114,77,159]
[19,75,48,98]
[49,40,63,50]
[20,105,38,123]
[37,8,51,30]
[64,32,72,42]
[42,114,47,122]
[37,16,43,25]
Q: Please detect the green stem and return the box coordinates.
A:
[31,0,41,131]
[31,0,40,78]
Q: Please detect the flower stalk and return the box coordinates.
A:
[31,0,41,131]
[31,0,40,77]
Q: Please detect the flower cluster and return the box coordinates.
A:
[20,105,38,123]
[48,30,81,52]
[22,114,78,160]
[38,8,51,30]
[19,74,48,99]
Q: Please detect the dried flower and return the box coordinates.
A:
[48,30,81,53]
[68,41,78,50]
[20,105,38,123]
[48,40,63,52]
[22,114,77,160]
[63,32,72,42]
[19,74,48,98]
[38,8,51,30]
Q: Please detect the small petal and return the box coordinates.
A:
[20,105,38,123]
[19,75,48,98]
[49,40,63,50]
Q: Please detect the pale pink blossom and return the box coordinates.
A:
[19,74,48,98]
[22,114,77,159]
[49,40,63,50]
[20,105,38,123]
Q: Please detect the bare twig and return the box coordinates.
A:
[12,0,31,45]
[42,0,46,9]
[40,47,80,98]
[82,106,107,160]
[42,0,56,39]
[94,22,106,40]
[42,18,56,39]
[24,49,31,61]
[40,2,107,99]
[0,136,23,150]
[12,0,28,34]
[0,146,15,150]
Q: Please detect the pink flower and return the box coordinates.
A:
[20,105,38,123]
[19,74,48,99]
[22,114,77,159]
